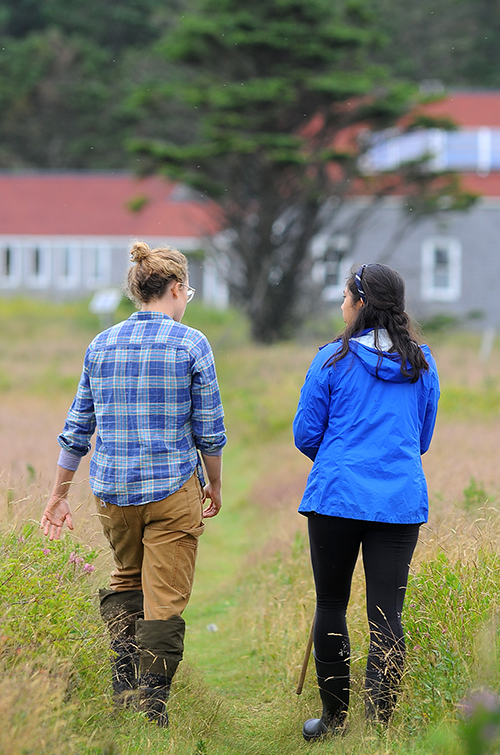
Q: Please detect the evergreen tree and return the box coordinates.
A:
[131,0,474,342]
[0,0,185,168]
[370,0,500,88]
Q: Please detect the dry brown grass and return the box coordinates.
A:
[0,395,84,491]
[0,323,497,622]
[245,332,500,543]
[0,305,498,754]
[0,666,72,755]
[423,420,500,507]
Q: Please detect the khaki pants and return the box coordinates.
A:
[95,474,204,621]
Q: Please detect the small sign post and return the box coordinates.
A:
[89,288,122,329]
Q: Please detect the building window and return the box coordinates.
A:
[55,245,80,289]
[324,247,346,288]
[311,234,352,301]
[84,245,111,288]
[363,127,500,177]
[25,244,51,288]
[421,237,461,301]
[0,243,21,288]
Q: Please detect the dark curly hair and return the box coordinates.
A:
[326,263,429,383]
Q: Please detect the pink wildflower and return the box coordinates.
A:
[42,548,50,556]
[69,552,78,564]
[83,564,95,574]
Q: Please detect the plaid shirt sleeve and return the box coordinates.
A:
[190,335,226,456]
[58,352,97,457]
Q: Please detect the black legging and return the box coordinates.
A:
[308,514,420,721]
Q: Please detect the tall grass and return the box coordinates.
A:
[0,299,499,753]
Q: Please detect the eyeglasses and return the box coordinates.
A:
[179,283,196,303]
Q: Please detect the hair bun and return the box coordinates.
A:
[130,241,150,263]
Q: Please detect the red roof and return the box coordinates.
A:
[3,95,500,224]
[421,91,500,128]
[0,172,221,237]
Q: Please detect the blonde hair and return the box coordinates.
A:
[127,240,188,304]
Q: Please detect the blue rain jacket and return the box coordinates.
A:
[293,331,440,524]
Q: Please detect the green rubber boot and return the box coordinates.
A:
[136,615,186,727]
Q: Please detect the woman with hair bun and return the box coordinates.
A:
[294,263,439,740]
[41,241,226,727]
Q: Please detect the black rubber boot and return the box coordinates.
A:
[110,635,139,701]
[136,615,186,727]
[303,655,349,742]
[138,671,172,727]
[365,634,404,726]
[99,588,144,706]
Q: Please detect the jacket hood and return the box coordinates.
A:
[349,329,412,383]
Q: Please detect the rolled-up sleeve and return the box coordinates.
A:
[190,338,226,456]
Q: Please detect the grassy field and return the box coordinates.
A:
[1,297,500,754]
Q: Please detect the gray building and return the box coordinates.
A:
[311,91,500,327]
[311,197,499,326]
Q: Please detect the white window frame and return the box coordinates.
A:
[25,242,51,289]
[421,237,461,302]
[363,127,500,176]
[311,234,353,301]
[84,244,111,289]
[0,241,22,288]
[54,243,81,289]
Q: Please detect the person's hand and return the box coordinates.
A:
[41,497,74,541]
[202,483,222,518]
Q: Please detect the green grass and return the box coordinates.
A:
[439,384,500,419]
[0,298,500,753]
[2,515,500,754]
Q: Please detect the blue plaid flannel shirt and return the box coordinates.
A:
[58,311,226,506]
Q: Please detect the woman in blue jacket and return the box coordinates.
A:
[294,263,439,741]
